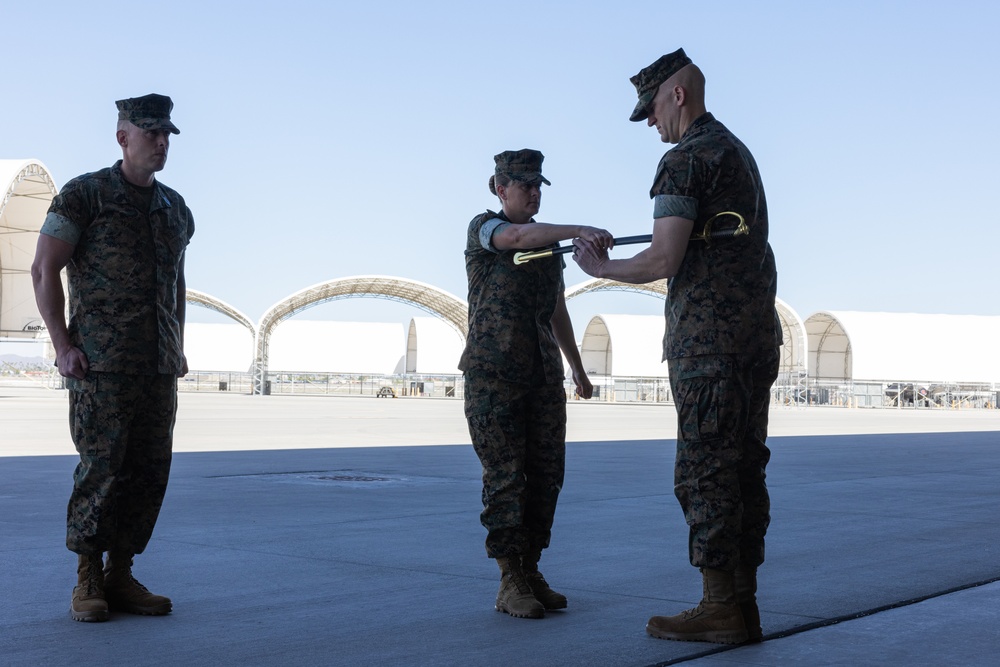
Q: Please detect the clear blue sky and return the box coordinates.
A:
[3,0,998,352]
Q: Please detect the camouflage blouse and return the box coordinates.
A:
[40,161,194,374]
[651,113,781,360]
[459,210,565,385]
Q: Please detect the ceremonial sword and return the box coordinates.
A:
[513,211,749,265]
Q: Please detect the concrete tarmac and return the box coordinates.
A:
[3,384,1000,666]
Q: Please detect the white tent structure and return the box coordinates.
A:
[188,317,464,376]
[565,278,807,378]
[185,323,255,372]
[184,290,257,372]
[0,160,57,339]
[580,315,669,377]
[268,320,405,374]
[775,298,807,380]
[252,275,466,394]
[405,316,462,374]
[806,311,1000,383]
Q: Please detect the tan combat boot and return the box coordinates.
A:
[71,553,109,622]
[646,567,748,644]
[522,551,567,610]
[735,564,762,642]
[495,556,544,619]
[103,552,172,616]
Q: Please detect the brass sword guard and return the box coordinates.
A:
[692,211,748,245]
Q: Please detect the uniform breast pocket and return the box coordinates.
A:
[152,210,190,262]
[163,232,187,261]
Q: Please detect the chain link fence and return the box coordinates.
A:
[177,370,998,409]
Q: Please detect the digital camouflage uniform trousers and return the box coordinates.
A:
[66,372,177,556]
[667,348,780,571]
[465,372,566,559]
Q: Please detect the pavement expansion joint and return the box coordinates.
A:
[208,469,450,488]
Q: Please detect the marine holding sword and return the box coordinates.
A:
[573,49,782,644]
[458,149,612,619]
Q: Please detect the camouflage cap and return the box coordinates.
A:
[629,48,692,122]
[494,148,551,186]
[115,93,180,134]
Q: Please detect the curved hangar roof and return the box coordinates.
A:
[1,160,57,338]
[806,311,1000,383]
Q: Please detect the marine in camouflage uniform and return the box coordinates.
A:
[32,94,192,623]
[572,49,781,644]
[460,149,611,619]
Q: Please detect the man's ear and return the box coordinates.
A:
[674,84,686,106]
[116,130,128,148]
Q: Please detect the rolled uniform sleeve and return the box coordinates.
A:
[40,177,93,245]
[39,212,83,246]
[653,194,699,220]
[478,217,510,252]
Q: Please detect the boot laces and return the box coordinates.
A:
[507,569,534,595]
[525,570,549,588]
[107,566,151,595]
[124,573,151,593]
[81,574,103,596]
[679,603,709,621]
[115,570,151,594]
[78,559,104,596]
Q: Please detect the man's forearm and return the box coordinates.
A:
[176,255,187,349]
[32,272,72,354]
[176,281,186,347]
[592,248,673,284]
